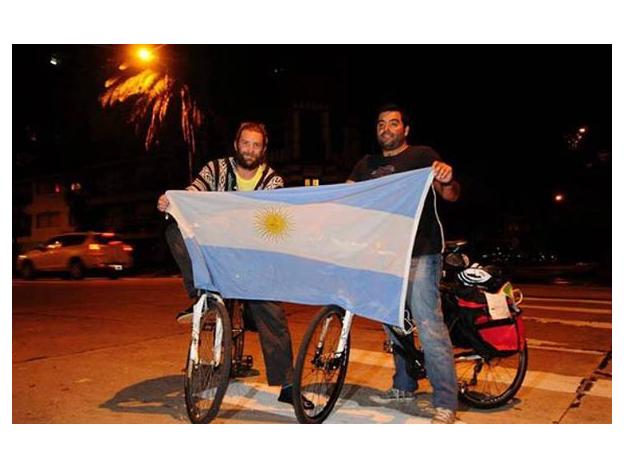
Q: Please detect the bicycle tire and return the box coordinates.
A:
[293,305,350,424]
[184,299,232,423]
[456,341,528,409]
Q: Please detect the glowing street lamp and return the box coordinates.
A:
[102,44,203,184]
[136,47,154,63]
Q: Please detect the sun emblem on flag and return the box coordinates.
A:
[254,207,293,241]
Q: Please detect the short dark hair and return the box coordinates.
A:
[235,121,269,147]
[377,103,410,127]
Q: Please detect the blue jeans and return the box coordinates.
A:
[383,254,458,411]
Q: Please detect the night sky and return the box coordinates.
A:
[13,45,612,265]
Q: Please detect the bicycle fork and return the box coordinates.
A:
[188,293,224,367]
[336,310,354,354]
[313,309,353,367]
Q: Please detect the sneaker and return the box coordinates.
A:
[369,388,417,404]
[278,385,315,411]
[431,407,456,424]
[176,298,200,324]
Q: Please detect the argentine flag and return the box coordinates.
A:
[166,167,434,329]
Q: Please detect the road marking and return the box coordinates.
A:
[524,297,611,305]
[348,348,611,398]
[522,304,612,315]
[521,370,611,397]
[526,338,607,355]
[590,379,612,399]
[217,380,434,424]
[523,316,611,329]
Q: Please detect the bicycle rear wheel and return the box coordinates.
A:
[293,305,350,424]
[455,343,528,409]
[184,299,232,423]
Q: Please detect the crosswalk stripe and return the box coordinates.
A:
[348,348,611,397]
[523,316,611,329]
[526,341,605,356]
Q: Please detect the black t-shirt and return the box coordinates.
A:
[348,145,444,256]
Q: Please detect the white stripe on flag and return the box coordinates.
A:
[170,194,414,278]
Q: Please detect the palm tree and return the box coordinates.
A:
[100,47,204,183]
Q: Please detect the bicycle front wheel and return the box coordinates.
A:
[293,305,350,424]
[456,343,528,409]
[184,299,232,423]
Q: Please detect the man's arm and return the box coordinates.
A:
[186,164,214,192]
[432,160,460,202]
[157,162,213,212]
[345,157,367,184]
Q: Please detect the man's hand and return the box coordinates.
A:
[157,193,169,212]
[432,161,460,202]
[432,161,453,184]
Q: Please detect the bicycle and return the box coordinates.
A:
[291,255,528,424]
[183,292,256,424]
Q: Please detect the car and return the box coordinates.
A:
[16,232,134,280]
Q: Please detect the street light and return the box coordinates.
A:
[136,47,154,63]
[117,45,157,71]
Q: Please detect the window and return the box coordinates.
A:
[60,234,87,246]
[44,236,63,248]
[94,234,123,244]
[36,211,61,228]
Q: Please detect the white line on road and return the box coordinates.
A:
[520,370,611,398]
[526,341,605,356]
[523,316,611,329]
[348,348,611,398]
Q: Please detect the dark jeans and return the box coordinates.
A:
[165,223,294,386]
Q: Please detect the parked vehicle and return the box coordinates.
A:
[16,232,133,280]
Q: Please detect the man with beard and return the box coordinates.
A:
[347,104,460,423]
[157,121,311,409]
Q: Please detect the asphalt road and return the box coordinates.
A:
[12,277,612,424]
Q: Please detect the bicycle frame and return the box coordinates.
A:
[188,292,225,366]
[336,310,354,354]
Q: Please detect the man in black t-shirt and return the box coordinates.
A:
[347,104,460,423]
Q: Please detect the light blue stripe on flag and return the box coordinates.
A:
[192,246,404,325]
[236,168,432,218]
[166,167,434,329]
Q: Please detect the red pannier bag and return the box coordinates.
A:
[454,286,525,357]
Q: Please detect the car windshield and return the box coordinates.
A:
[45,237,63,247]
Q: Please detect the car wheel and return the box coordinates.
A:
[21,261,35,280]
[69,259,85,280]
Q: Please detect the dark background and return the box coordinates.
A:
[12,45,612,280]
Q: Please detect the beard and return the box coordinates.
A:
[235,150,264,170]
[377,132,404,151]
